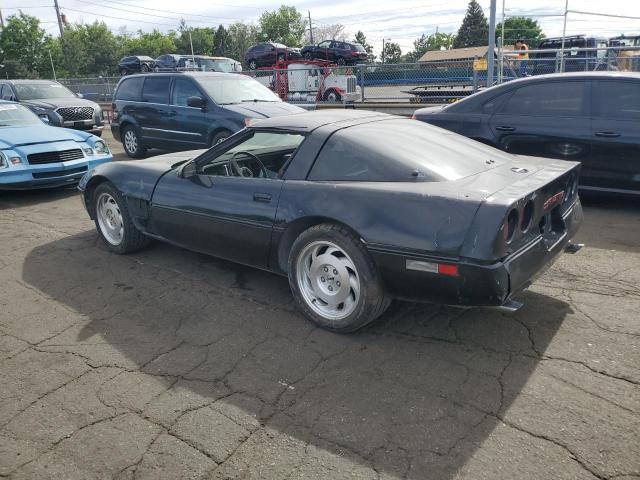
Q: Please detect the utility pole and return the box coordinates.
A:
[382,38,386,64]
[487,0,497,86]
[308,11,313,43]
[560,0,569,72]
[0,8,5,28]
[53,0,64,37]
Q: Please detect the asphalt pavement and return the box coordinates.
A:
[0,131,638,479]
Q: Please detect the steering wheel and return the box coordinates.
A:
[229,151,268,178]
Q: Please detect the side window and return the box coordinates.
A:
[115,77,144,101]
[319,41,331,48]
[309,130,425,182]
[199,131,305,178]
[595,81,640,120]
[499,81,587,117]
[142,77,171,104]
[172,79,202,106]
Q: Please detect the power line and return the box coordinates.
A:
[71,0,238,23]
[61,6,179,26]
[100,0,263,15]
[567,9,640,21]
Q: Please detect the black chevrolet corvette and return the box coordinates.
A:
[79,110,583,332]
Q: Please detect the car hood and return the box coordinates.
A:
[414,105,447,116]
[222,102,304,119]
[21,98,99,110]
[0,124,90,149]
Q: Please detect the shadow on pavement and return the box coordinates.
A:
[0,185,79,210]
[21,231,572,478]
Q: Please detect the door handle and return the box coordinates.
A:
[594,131,620,138]
[253,193,272,203]
[166,110,177,116]
[495,126,516,132]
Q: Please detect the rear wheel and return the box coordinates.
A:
[93,182,150,254]
[336,57,346,66]
[288,224,390,333]
[120,69,128,76]
[122,125,147,158]
[248,60,257,70]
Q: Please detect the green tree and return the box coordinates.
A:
[0,12,48,78]
[453,0,488,48]
[59,22,121,76]
[258,5,305,46]
[121,29,176,60]
[382,41,402,64]
[403,32,456,62]
[213,25,230,56]
[495,16,544,46]
[227,22,259,62]
[175,21,214,55]
[353,30,375,61]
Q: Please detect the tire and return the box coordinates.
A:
[121,69,128,76]
[248,60,257,70]
[141,64,150,72]
[304,52,313,60]
[210,130,232,147]
[92,182,150,254]
[121,125,147,158]
[288,224,391,333]
[277,53,286,62]
[323,89,341,103]
[336,57,346,66]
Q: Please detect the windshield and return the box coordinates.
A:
[353,44,367,52]
[0,103,40,126]
[196,76,281,104]
[212,60,240,72]
[14,83,76,101]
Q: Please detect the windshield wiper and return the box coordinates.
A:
[240,99,278,103]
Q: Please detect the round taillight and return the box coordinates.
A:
[503,209,519,243]
[521,200,534,232]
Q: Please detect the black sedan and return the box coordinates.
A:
[413,72,640,196]
[118,56,155,76]
[79,111,583,332]
[301,40,369,65]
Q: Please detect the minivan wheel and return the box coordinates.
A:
[288,224,391,333]
[210,130,233,147]
[122,126,147,158]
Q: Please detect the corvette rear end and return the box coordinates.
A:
[373,157,583,308]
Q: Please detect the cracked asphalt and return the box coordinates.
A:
[1,132,639,479]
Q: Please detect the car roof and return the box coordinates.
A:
[250,110,393,132]
[124,71,240,79]
[2,79,62,84]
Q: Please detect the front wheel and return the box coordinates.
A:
[122,125,147,158]
[248,60,257,70]
[323,90,341,103]
[210,130,232,146]
[288,224,391,333]
[93,182,150,254]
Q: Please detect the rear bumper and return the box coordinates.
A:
[372,198,583,307]
[0,156,112,190]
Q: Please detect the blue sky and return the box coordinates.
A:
[4,0,638,55]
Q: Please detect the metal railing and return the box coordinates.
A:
[57,46,640,106]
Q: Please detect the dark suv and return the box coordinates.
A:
[111,71,304,158]
[412,72,640,196]
[118,56,155,76]
[301,41,368,65]
[154,54,242,72]
[244,43,301,69]
[532,36,608,75]
[0,80,104,136]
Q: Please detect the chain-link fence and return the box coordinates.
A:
[57,46,640,108]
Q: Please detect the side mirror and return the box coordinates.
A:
[187,96,206,109]
[40,116,50,124]
[179,160,197,179]
[76,92,84,98]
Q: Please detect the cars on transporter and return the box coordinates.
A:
[110,71,304,158]
[118,55,156,75]
[300,40,369,65]
[412,72,640,196]
[0,80,105,136]
[79,110,583,332]
[0,101,111,190]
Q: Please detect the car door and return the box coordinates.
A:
[166,77,209,148]
[590,79,640,194]
[488,79,592,175]
[317,41,332,60]
[137,76,173,148]
[149,130,304,267]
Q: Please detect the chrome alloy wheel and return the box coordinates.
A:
[296,241,360,320]
[96,193,124,245]
[123,130,138,154]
